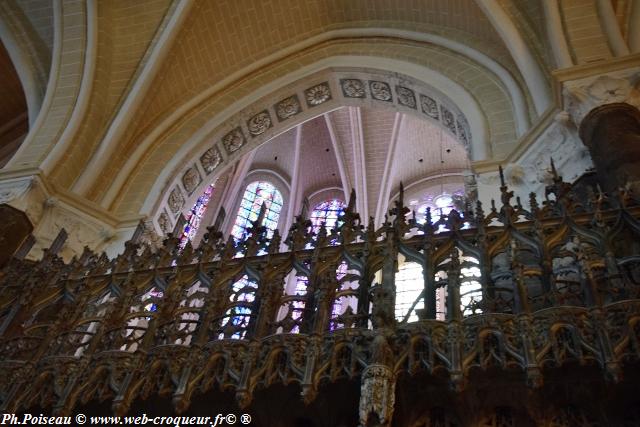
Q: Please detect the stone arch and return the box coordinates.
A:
[97,38,526,217]
[0,39,28,168]
[6,0,90,170]
[0,0,51,127]
[132,64,492,227]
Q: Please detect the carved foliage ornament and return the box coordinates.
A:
[370,81,392,102]
[168,187,185,214]
[182,167,202,195]
[420,94,439,119]
[304,82,331,106]
[340,79,366,98]
[275,95,301,121]
[441,106,457,135]
[396,86,416,109]
[247,110,273,137]
[222,127,246,154]
[564,72,640,125]
[456,115,470,148]
[200,147,222,174]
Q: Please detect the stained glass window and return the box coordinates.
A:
[394,251,480,322]
[310,199,345,233]
[179,184,215,248]
[219,275,258,340]
[417,193,455,225]
[434,252,482,318]
[231,181,283,241]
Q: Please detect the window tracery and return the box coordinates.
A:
[395,261,424,322]
[231,181,283,241]
[218,275,258,340]
[413,191,464,230]
[394,251,481,322]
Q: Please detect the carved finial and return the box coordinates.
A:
[550,157,558,180]
[499,165,506,187]
[255,202,267,228]
[529,192,539,213]
[347,188,357,211]
[475,200,485,219]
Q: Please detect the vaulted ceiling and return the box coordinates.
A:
[0,0,635,225]
[243,107,469,226]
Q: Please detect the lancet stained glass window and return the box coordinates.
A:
[231,181,283,241]
[179,184,215,248]
[310,199,346,232]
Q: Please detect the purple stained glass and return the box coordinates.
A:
[179,184,214,248]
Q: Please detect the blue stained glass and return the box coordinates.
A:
[179,184,215,248]
[232,181,283,241]
[310,199,346,233]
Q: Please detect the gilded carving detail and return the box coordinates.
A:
[1,176,639,421]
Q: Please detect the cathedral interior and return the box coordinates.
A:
[1,1,640,426]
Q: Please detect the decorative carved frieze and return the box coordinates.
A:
[247,110,273,137]
[420,94,439,119]
[370,81,392,102]
[181,167,201,195]
[441,105,457,135]
[167,187,185,214]
[275,95,302,121]
[341,78,366,98]
[304,82,331,106]
[222,127,246,153]
[396,86,416,109]
[179,73,472,209]
[456,115,470,148]
[200,147,222,174]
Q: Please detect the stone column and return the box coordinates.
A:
[579,103,640,193]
